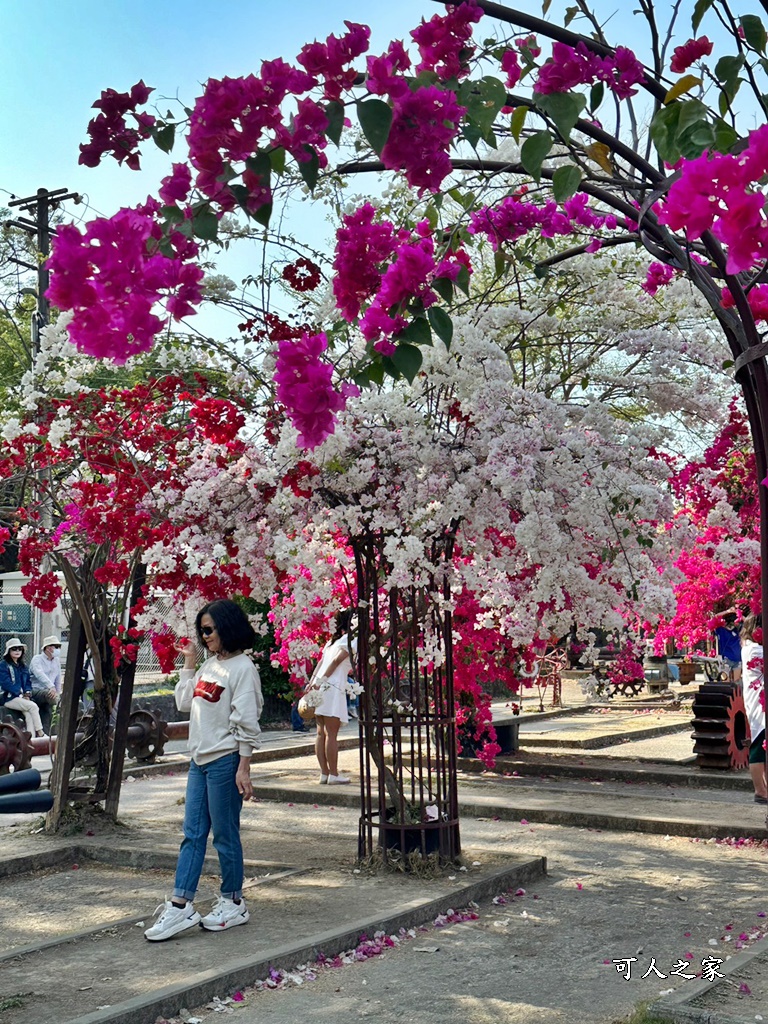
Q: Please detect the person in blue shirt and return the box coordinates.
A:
[714,612,742,681]
[0,638,46,736]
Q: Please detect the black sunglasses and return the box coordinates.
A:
[9,646,22,652]
[200,626,216,637]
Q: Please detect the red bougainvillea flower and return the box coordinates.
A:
[282,257,322,292]
[189,398,246,444]
[670,36,713,74]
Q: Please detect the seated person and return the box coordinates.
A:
[0,638,46,737]
[29,635,62,734]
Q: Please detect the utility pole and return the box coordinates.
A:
[7,186,80,356]
[6,188,79,656]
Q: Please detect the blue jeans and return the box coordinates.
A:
[173,751,244,902]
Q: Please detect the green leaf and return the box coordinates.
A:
[381,356,399,380]
[552,164,582,202]
[535,91,586,140]
[432,276,453,303]
[245,152,272,180]
[427,307,453,349]
[325,100,345,146]
[564,5,579,27]
[297,145,320,191]
[161,205,184,224]
[392,343,423,383]
[520,130,552,182]
[395,318,432,346]
[715,53,745,87]
[251,201,273,228]
[268,147,286,175]
[692,0,715,34]
[354,361,384,388]
[357,98,392,155]
[461,123,483,149]
[510,105,528,143]
[740,15,767,53]
[456,264,471,296]
[722,358,734,369]
[494,249,507,278]
[153,123,175,153]
[678,120,715,159]
[460,76,508,136]
[191,206,219,241]
[712,118,740,153]
[589,81,604,112]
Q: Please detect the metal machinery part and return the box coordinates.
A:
[691,682,750,770]
[125,709,169,762]
[0,709,188,773]
[0,721,33,774]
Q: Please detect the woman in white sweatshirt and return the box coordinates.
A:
[145,599,263,942]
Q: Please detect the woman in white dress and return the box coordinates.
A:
[309,610,356,785]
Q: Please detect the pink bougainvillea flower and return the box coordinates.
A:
[642,261,676,296]
[380,85,466,193]
[501,48,522,88]
[411,0,483,81]
[670,36,713,74]
[274,331,359,449]
[158,163,193,206]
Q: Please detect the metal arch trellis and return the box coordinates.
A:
[353,528,461,863]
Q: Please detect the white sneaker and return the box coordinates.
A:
[327,774,351,785]
[144,899,201,941]
[319,774,329,784]
[200,895,250,931]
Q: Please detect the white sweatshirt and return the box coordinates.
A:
[175,653,263,766]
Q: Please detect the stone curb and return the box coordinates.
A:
[120,736,359,780]
[651,934,768,1024]
[63,857,546,1024]
[457,757,749,790]
[244,783,768,841]
[519,720,691,749]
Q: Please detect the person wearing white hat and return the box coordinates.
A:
[0,638,46,737]
[29,635,63,734]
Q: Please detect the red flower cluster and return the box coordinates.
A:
[21,572,62,613]
[152,632,183,675]
[282,257,322,292]
[670,36,713,74]
[189,398,246,444]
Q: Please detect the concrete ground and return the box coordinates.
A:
[1,686,767,1024]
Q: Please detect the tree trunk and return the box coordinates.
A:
[45,611,86,832]
[104,565,146,819]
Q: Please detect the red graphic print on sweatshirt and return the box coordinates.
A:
[193,679,225,703]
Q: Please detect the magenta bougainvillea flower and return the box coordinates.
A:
[274,332,359,448]
[411,0,483,81]
[380,86,466,193]
[47,204,204,362]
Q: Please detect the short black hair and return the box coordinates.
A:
[196,599,256,654]
[332,609,354,640]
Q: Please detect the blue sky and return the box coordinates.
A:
[0,0,442,335]
[0,0,438,217]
